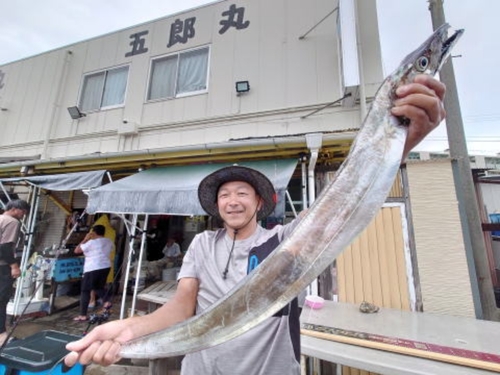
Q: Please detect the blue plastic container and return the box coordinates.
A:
[0,330,84,374]
[490,213,500,236]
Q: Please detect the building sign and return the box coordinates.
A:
[125,30,149,57]
[125,3,250,57]
[219,4,250,34]
[167,17,196,48]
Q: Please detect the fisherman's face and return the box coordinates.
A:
[217,181,262,230]
[11,208,27,220]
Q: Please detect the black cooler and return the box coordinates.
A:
[0,330,84,375]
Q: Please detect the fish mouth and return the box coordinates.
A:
[440,27,464,63]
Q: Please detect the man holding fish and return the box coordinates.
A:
[65,23,459,374]
[65,76,445,373]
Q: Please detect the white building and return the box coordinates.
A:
[0,0,383,169]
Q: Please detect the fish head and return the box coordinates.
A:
[393,23,464,85]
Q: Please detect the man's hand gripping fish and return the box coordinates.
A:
[120,23,463,359]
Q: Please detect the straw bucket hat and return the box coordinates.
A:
[198,165,277,220]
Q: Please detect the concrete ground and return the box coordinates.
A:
[2,295,152,374]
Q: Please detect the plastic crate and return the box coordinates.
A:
[0,330,84,374]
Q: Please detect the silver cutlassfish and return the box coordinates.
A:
[120,23,463,359]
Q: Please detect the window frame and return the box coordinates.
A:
[146,45,210,102]
[78,65,130,113]
[485,157,500,169]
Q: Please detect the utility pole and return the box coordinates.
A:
[428,0,498,320]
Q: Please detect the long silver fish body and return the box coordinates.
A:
[120,23,463,359]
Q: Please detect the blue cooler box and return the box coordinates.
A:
[0,330,84,375]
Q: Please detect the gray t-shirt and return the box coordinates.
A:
[178,221,301,375]
[0,214,21,266]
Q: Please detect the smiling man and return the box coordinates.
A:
[174,165,304,373]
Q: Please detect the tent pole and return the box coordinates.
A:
[119,214,138,320]
[130,215,149,317]
[60,210,87,248]
[12,186,40,316]
[285,190,298,218]
[0,182,10,209]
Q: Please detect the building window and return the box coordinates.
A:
[430,153,449,160]
[79,66,129,112]
[485,157,500,169]
[148,46,209,101]
[407,152,421,160]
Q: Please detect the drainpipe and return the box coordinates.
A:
[300,155,308,210]
[305,133,323,297]
[353,0,367,119]
[306,133,323,205]
[42,50,72,159]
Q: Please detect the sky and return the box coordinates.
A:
[0,1,498,155]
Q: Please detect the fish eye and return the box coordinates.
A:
[415,56,429,72]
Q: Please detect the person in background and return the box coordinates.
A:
[73,225,113,321]
[162,237,181,263]
[65,75,447,373]
[146,220,163,261]
[88,290,100,309]
[0,199,30,346]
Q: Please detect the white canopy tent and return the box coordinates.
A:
[85,159,299,318]
[0,170,108,316]
[0,170,107,193]
[86,160,297,217]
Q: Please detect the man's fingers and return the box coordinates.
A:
[66,325,107,352]
[65,339,122,368]
[396,82,436,99]
[396,75,446,104]
[64,351,80,367]
[66,336,92,353]
[392,104,431,133]
[393,93,444,126]
[78,341,104,365]
[93,340,123,366]
[413,74,446,101]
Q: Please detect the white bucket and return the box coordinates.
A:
[162,267,180,281]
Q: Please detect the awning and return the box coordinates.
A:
[0,170,107,191]
[86,159,298,217]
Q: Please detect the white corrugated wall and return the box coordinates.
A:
[407,159,475,317]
